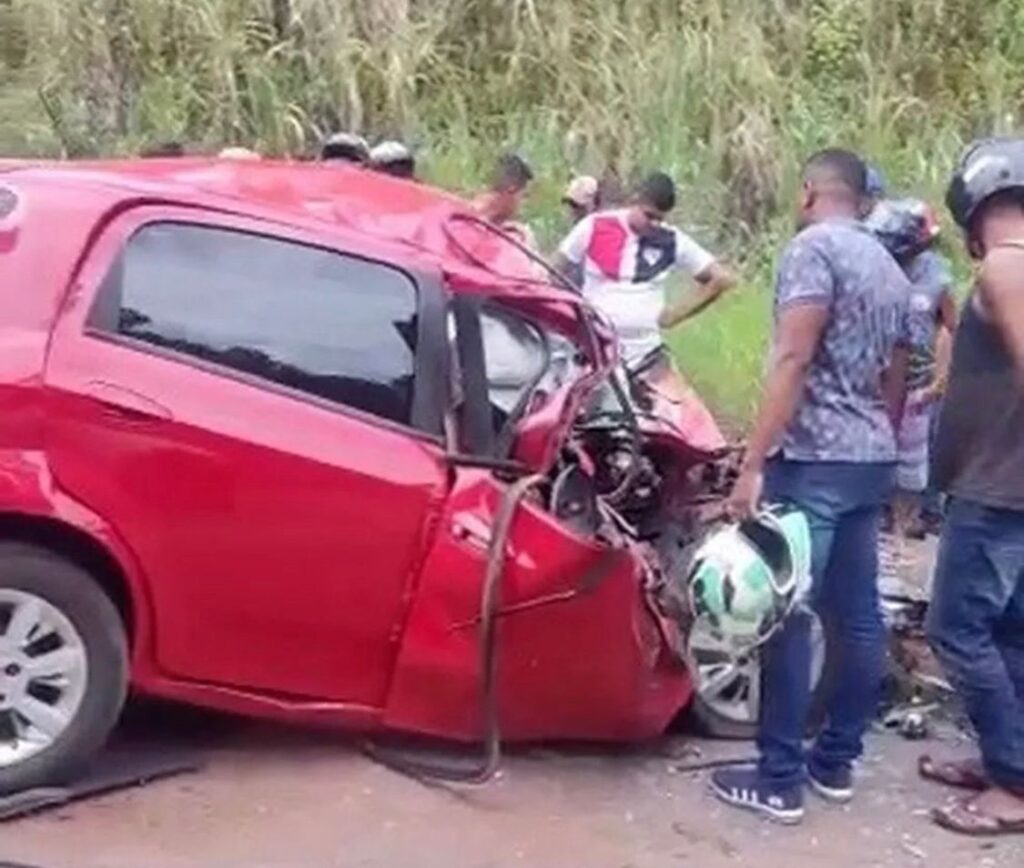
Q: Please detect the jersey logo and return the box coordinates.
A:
[634,226,676,282]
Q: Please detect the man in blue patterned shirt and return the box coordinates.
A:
[712,149,911,824]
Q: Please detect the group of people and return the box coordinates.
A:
[318,133,1024,835]
[143,130,418,177]
[157,129,1023,835]
[458,140,1022,837]
[710,144,1023,838]
[429,141,1023,836]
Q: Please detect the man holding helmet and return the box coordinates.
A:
[715,149,911,824]
[921,138,1024,836]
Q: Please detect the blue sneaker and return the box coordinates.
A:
[808,762,854,804]
[710,766,805,825]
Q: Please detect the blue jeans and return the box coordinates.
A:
[926,498,1024,791]
[758,459,894,789]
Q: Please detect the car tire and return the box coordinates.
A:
[687,614,830,740]
[0,543,128,795]
[689,673,833,740]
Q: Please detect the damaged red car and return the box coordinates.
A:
[0,159,742,793]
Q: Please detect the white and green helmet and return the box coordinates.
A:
[687,508,812,650]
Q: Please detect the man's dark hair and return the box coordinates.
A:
[637,172,677,214]
[491,154,534,193]
[803,148,868,197]
[140,141,185,158]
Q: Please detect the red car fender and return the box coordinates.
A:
[636,363,728,460]
[0,448,156,680]
[382,469,692,743]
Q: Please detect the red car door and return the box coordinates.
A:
[43,207,449,706]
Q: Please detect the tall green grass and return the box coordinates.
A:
[2,0,1021,425]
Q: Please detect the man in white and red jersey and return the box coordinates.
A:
[553,172,735,365]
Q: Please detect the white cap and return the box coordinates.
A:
[370,140,413,165]
[563,175,599,209]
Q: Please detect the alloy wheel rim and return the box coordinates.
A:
[0,589,87,765]
[688,616,825,725]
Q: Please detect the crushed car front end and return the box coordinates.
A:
[378,213,733,745]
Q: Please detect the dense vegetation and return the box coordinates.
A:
[2,0,1022,422]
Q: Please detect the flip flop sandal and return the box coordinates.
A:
[932,795,1024,837]
[918,754,988,791]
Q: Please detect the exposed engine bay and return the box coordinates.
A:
[368,214,743,785]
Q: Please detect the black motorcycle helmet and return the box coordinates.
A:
[865,198,939,262]
[947,137,1024,231]
[321,132,370,165]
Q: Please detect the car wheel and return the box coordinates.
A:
[0,543,127,794]
[687,613,827,740]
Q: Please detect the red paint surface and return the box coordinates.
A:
[0,160,699,745]
[641,364,728,458]
[383,471,690,742]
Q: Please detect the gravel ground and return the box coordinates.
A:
[1,707,1021,868]
[5,537,1019,868]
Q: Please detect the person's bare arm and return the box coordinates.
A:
[658,262,737,329]
[922,291,957,401]
[550,218,592,290]
[727,304,829,518]
[978,247,1024,375]
[881,343,910,428]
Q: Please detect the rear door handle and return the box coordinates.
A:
[84,380,174,422]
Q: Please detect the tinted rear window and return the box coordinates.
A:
[95,223,419,426]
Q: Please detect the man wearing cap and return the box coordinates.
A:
[559,176,601,288]
[563,176,601,225]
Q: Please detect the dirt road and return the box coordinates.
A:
[2,707,1021,868]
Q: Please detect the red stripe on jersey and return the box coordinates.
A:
[587,215,628,280]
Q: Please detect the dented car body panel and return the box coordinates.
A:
[0,159,725,746]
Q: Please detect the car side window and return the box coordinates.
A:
[93,223,419,427]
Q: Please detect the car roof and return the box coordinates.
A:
[2,156,456,217]
[0,157,601,357]
[1,157,579,306]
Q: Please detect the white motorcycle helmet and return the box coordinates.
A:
[687,508,812,651]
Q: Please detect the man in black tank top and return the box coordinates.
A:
[925,139,1024,835]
